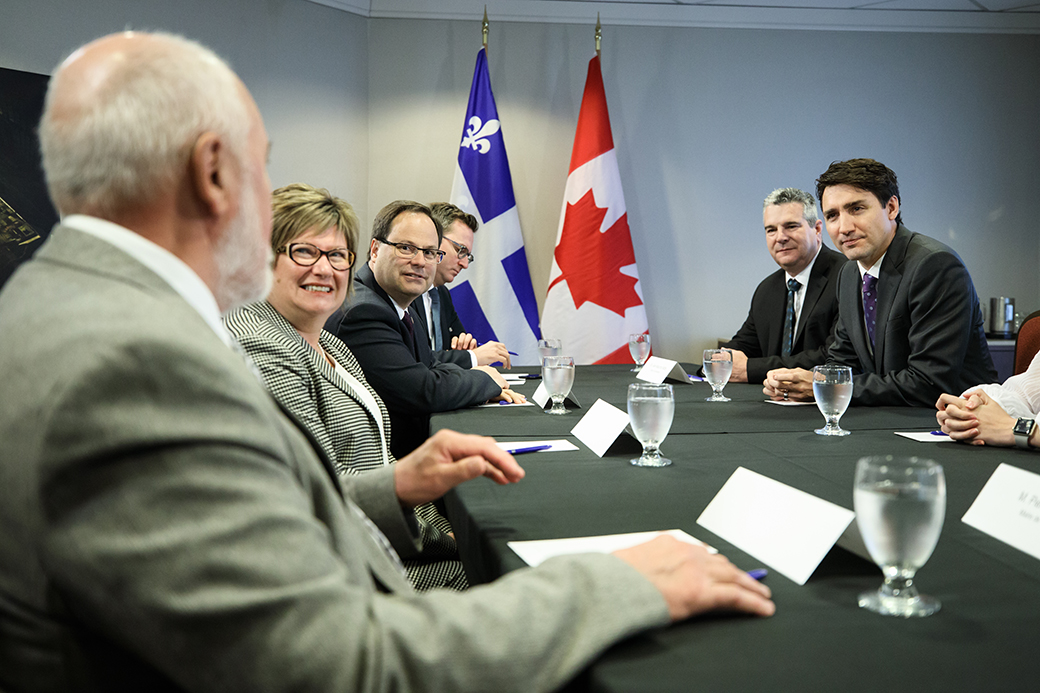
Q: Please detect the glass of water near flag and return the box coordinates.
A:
[541,44,649,366]
[448,36,542,367]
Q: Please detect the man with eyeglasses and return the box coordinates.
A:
[326,200,525,458]
[419,202,512,369]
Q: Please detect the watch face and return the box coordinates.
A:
[1014,418,1035,436]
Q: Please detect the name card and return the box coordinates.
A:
[570,399,632,457]
[697,467,856,585]
[962,463,1040,562]
[531,382,581,410]
[636,356,697,385]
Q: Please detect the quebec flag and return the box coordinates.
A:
[449,48,541,366]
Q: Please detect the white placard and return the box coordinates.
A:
[962,463,1040,561]
[894,431,951,442]
[697,467,856,585]
[636,356,696,385]
[570,399,631,457]
[531,381,580,410]
[508,529,716,567]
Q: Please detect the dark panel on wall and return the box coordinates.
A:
[0,66,57,292]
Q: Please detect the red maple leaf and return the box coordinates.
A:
[548,190,641,317]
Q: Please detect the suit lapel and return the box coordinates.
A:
[873,226,912,370]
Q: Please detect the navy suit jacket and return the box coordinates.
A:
[827,225,996,406]
[325,265,502,458]
[724,245,846,384]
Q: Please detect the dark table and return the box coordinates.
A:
[435,366,1040,692]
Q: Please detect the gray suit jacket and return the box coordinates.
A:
[827,225,997,406]
[0,225,668,692]
[223,301,465,591]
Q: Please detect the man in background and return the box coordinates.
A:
[419,201,511,368]
[764,158,995,406]
[0,30,773,693]
[326,200,522,457]
[722,187,843,385]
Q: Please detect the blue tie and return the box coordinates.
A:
[781,278,800,357]
[862,274,878,347]
[429,289,444,351]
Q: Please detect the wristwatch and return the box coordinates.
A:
[1013,418,1037,450]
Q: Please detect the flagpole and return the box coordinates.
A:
[595,13,601,56]
[482,6,489,52]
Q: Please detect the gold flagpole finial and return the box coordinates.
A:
[595,14,602,56]
[482,6,489,51]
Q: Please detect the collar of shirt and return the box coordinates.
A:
[857,253,886,280]
[390,298,410,320]
[785,245,820,288]
[62,214,233,347]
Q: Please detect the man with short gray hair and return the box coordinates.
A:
[722,187,845,384]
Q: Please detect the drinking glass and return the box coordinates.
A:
[542,355,575,415]
[812,365,853,436]
[628,333,651,372]
[627,383,674,467]
[854,456,946,618]
[702,349,733,402]
[537,338,561,364]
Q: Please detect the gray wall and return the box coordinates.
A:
[3,2,1038,362]
[0,0,370,223]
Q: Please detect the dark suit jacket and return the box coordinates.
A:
[827,224,997,406]
[724,245,845,383]
[416,284,470,366]
[325,265,502,458]
[0,224,669,692]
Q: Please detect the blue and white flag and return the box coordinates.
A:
[449,48,541,366]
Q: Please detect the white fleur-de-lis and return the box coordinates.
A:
[460,116,500,154]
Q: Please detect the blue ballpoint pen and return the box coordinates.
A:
[505,444,552,455]
[747,569,768,581]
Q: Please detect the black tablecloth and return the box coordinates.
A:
[433,364,939,436]
[436,365,1040,692]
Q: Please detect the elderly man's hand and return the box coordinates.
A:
[613,536,775,621]
[393,430,525,507]
[936,390,1016,446]
[763,367,814,402]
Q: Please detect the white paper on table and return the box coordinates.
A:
[508,529,717,567]
[763,399,815,407]
[894,431,950,442]
[697,467,856,585]
[495,439,579,453]
[962,463,1040,562]
[531,382,550,407]
[476,400,538,408]
[636,356,696,385]
[570,399,631,457]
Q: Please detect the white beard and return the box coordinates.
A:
[213,180,273,313]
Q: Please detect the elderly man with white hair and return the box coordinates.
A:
[0,31,773,693]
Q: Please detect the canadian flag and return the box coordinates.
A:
[541,55,648,364]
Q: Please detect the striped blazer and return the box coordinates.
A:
[224,301,465,591]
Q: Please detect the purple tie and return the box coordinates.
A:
[862,274,878,347]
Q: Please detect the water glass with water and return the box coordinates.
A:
[812,365,853,436]
[854,455,946,618]
[538,338,561,365]
[627,383,674,467]
[542,355,574,415]
[702,349,733,402]
[628,333,651,372]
